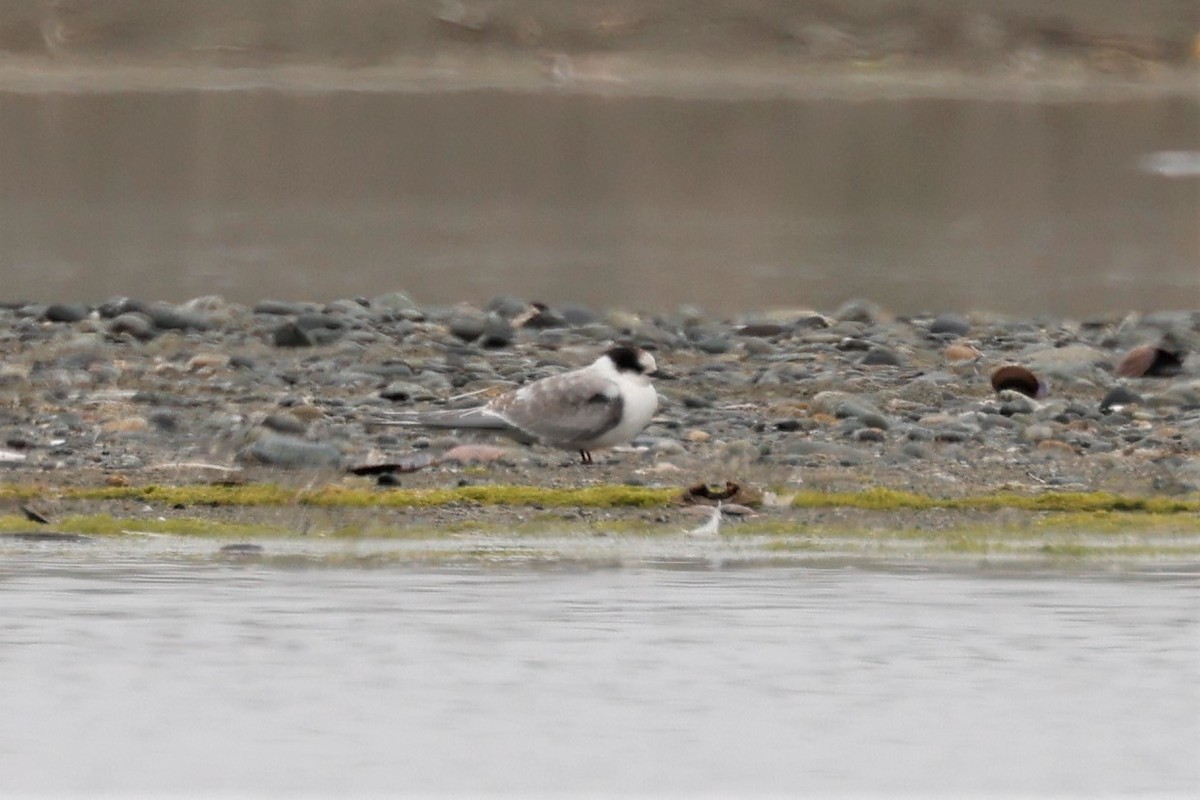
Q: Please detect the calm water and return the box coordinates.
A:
[1,89,1197,315]
[0,539,1197,796]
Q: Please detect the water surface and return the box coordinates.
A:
[2,90,1196,314]
[1,538,1196,795]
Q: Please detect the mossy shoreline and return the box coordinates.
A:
[3,481,1199,563]
[3,481,1199,514]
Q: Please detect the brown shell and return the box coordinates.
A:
[1116,345,1184,378]
[680,481,764,507]
[990,365,1047,399]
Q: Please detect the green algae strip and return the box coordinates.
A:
[1,482,1199,513]
[788,487,1200,514]
[46,483,680,508]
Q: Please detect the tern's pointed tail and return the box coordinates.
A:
[370,406,509,431]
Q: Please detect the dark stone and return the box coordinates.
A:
[229,355,257,370]
[147,409,182,432]
[273,322,314,348]
[520,304,568,329]
[680,394,714,409]
[262,413,307,435]
[43,303,89,323]
[1100,385,1143,411]
[929,313,971,337]
[696,337,732,355]
[149,304,214,331]
[239,433,342,469]
[448,315,487,343]
[736,323,789,338]
[380,381,436,403]
[361,362,415,380]
[558,305,598,326]
[254,299,311,315]
[485,295,529,319]
[479,316,515,348]
[860,347,904,367]
[295,313,345,331]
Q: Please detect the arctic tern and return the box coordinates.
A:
[374,346,660,463]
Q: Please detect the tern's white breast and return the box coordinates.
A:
[584,374,658,449]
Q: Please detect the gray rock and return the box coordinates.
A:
[1021,423,1061,443]
[254,299,313,315]
[380,381,438,403]
[929,313,971,337]
[1100,385,1142,411]
[932,422,982,442]
[479,316,515,349]
[44,303,89,323]
[149,304,215,332]
[485,295,529,319]
[998,393,1039,416]
[735,323,790,338]
[240,433,342,469]
[108,312,157,341]
[229,355,257,370]
[900,441,934,459]
[812,391,872,417]
[262,413,308,435]
[559,305,598,326]
[695,337,732,355]
[860,347,904,367]
[740,338,779,356]
[295,313,345,331]
[448,314,487,343]
[273,322,314,348]
[858,412,891,430]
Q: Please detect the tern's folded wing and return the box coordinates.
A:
[490,370,623,446]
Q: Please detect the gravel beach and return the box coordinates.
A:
[2,293,1199,519]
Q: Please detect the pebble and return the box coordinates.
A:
[273,321,315,347]
[929,312,971,337]
[109,312,157,341]
[239,433,343,469]
[148,304,215,332]
[44,303,90,323]
[0,293,1196,495]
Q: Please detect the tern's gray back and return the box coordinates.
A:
[491,368,623,446]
